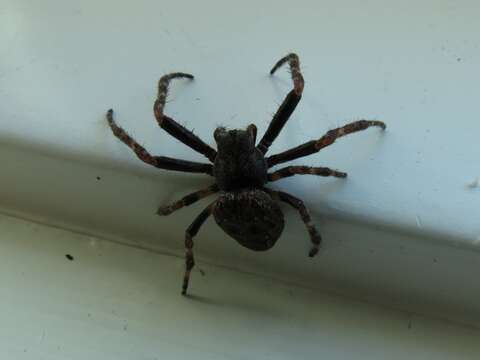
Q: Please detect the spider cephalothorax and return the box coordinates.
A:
[213,126,267,190]
[106,53,386,295]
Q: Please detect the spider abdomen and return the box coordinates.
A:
[213,189,285,251]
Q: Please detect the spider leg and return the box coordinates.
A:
[267,120,386,167]
[182,201,216,295]
[157,184,219,216]
[257,53,304,154]
[107,109,213,174]
[266,189,321,257]
[154,73,217,162]
[268,166,347,182]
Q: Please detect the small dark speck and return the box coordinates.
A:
[408,321,412,329]
[457,57,462,62]
[96,176,101,180]
[195,97,200,100]
[123,324,128,331]
[433,258,438,263]
[87,313,91,317]
[199,269,206,276]
[65,254,74,261]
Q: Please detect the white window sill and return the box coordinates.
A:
[1,1,479,356]
[1,213,480,359]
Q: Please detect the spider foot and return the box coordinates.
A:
[106,109,122,135]
[157,205,173,216]
[309,247,319,257]
[155,72,195,120]
[270,53,299,75]
[371,120,386,130]
[106,108,114,123]
[105,109,135,146]
[333,170,348,178]
[157,72,194,102]
[309,232,321,257]
[269,53,304,95]
[162,72,194,81]
[182,269,192,296]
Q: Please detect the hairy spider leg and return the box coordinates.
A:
[157,184,219,216]
[267,120,386,167]
[267,190,321,257]
[270,53,304,95]
[257,53,304,154]
[107,110,213,174]
[154,73,217,162]
[268,166,347,182]
[183,202,216,295]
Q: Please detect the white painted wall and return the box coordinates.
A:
[1,0,480,357]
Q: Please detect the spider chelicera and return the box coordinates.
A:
[106,53,386,295]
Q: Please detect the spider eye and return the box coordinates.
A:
[214,127,227,142]
[247,124,257,143]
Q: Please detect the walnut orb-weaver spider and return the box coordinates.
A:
[106,53,386,295]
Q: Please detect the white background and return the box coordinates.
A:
[1,0,480,358]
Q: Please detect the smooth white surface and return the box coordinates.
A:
[1,213,480,360]
[1,0,479,330]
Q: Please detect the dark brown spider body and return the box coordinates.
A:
[106,53,386,295]
[212,126,267,191]
[214,189,285,251]
[212,127,283,250]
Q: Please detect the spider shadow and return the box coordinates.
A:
[185,292,284,318]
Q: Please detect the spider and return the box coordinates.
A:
[106,53,386,295]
